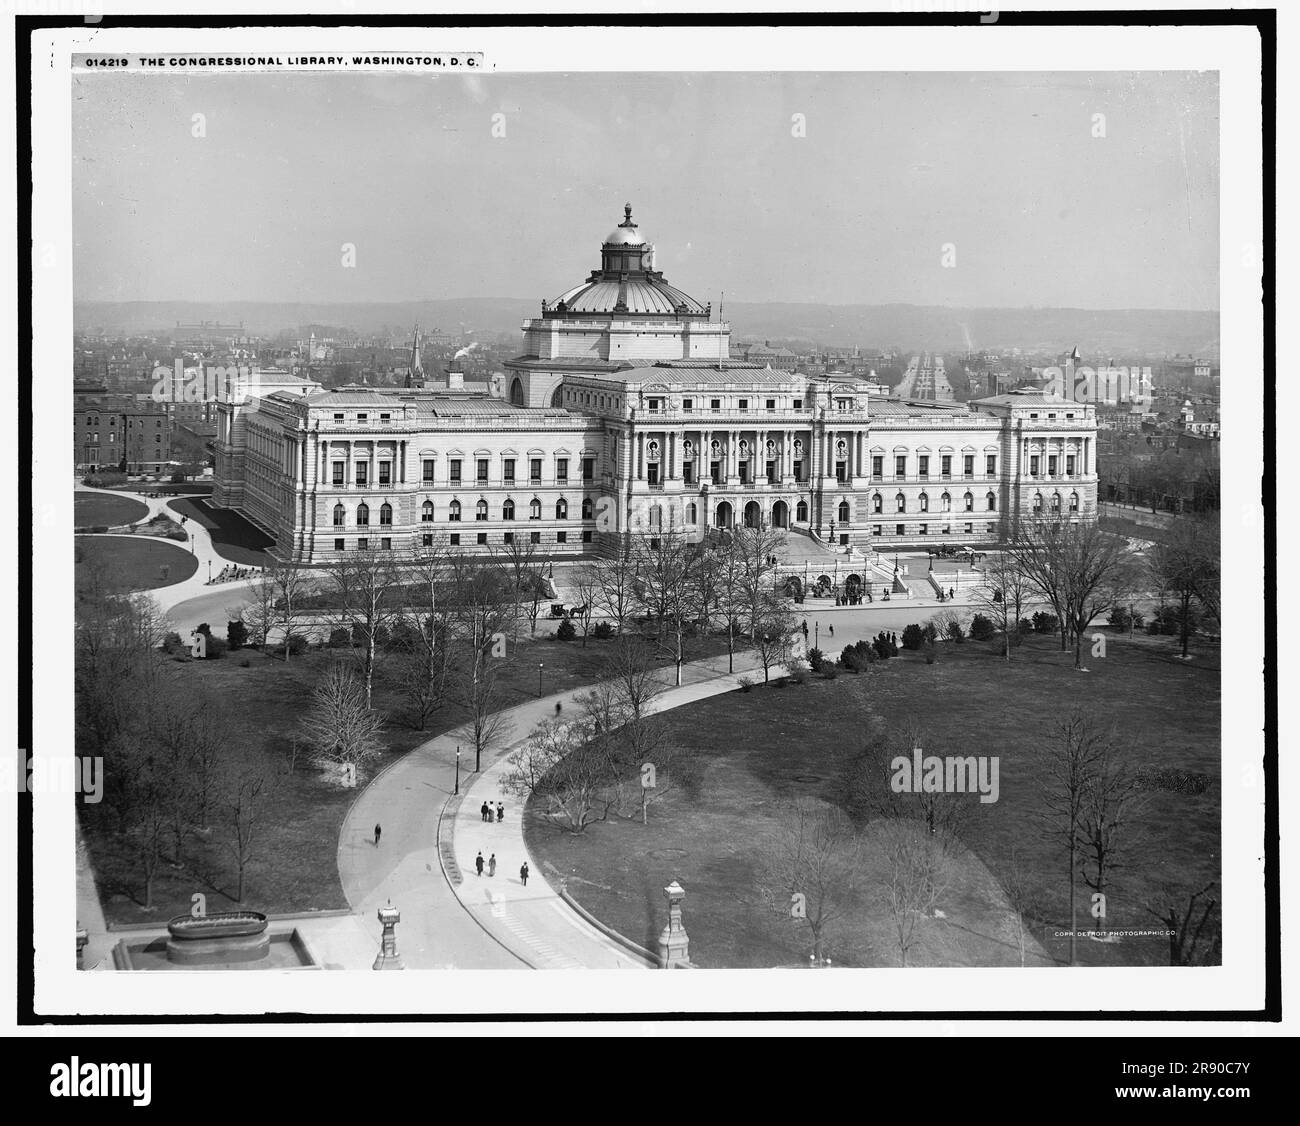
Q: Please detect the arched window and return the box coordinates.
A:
[941,492,951,512]
[1069,491,1079,512]
[1050,493,1061,513]
[475,499,488,521]
[838,500,851,522]
[1032,493,1043,515]
[502,499,515,521]
[919,492,929,513]
[872,493,883,514]
[556,498,568,520]
[380,503,393,526]
[422,501,434,522]
[896,493,906,513]
[356,502,370,526]
[333,503,345,526]
[581,497,593,519]
[796,499,809,522]
[529,498,541,520]
[986,492,996,512]
[686,502,697,524]
[449,500,461,522]
[964,492,974,512]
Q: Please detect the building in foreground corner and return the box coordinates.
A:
[213,206,1098,563]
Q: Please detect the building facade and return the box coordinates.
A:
[212,207,1098,563]
[73,395,172,474]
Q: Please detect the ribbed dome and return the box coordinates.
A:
[604,226,646,247]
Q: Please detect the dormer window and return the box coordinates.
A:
[647,398,661,412]
[357,412,368,423]
[333,412,344,423]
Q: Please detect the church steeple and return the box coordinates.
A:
[406,324,424,388]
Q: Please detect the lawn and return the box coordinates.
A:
[167,497,275,565]
[75,492,149,528]
[79,629,723,927]
[525,631,1221,968]
[75,536,198,594]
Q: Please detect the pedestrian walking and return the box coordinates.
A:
[949,587,955,600]
[520,862,529,886]
[488,854,497,877]
[373,823,382,847]
[475,851,484,877]
[829,623,834,638]
[802,620,809,637]
[496,802,504,822]
[480,800,489,822]
[555,700,562,717]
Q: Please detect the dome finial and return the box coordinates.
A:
[620,202,635,228]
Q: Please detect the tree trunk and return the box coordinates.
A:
[1068,835,1078,966]
[1180,594,1191,658]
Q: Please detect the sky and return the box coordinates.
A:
[71,70,1219,310]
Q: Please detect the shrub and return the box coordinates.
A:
[806,646,825,669]
[901,623,926,651]
[968,613,995,642]
[328,627,352,648]
[226,620,248,650]
[170,472,185,484]
[284,634,309,656]
[840,644,873,673]
[204,635,227,659]
[1017,618,1035,636]
[556,618,577,641]
[1032,611,1059,635]
[923,642,938,665]
[789,660,811,685]
[83,470,127,488]
[738,675,755,693]
[593,621,614,639]
[819,659,838,679]
[160,631,186,655]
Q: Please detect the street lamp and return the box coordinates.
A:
[454,745,461,796]
[538,662,544,697]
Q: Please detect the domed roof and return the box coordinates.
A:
[604,226,647,247]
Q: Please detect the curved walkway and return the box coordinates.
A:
[338,650,779,969]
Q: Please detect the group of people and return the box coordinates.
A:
[207,563,261,585]
[475,851,529,886]
[480,800,504,823]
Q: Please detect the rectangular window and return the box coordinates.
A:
[919,524,928,536]
[557,531,567,544]
[356,463,368,486]
[504,458,516,483]
[380,413,391,423]
[422,459,434,483]
[477,532,488,545]
[710,461,721,485]
[964,455,974,478]
[895,455,907,478]
[986,455,997,476]
[873,525,882,537]
[1030,455,1040,476]
[647,463,661,486]
[357,537,369,550]
[965,523,973,535]
[738,399,748,412]
[379,461,391,485]
[896,524,905,537]
[738,462,749,485]
[766,460,777,484]
[835,461,847,483]
[918,455,929,478]
[794,399,803,410]
[335,538,345,551]
[1048,455,1059,476]
[941,454,952,478]
[530,531,541,544]
[682,398,693,412]
[710,399,721,411]
[334,463,346,486]
[477,458,489,484]
[683,462,694,485]
[872,455,883,479]
[422,533,433,547]
[530,458,542,483]
[582,457,593,481]
[450,533,460,546]
[357,413,368,423]
[1066,454,1077,476]
[381,537,392,551]
[582,529,593,543]
[647,398,661,412]
[333,413,344,423]
[449,459,462,483]
[503,531,514,545]
[766,399,776,410]
[793,459,803,481]
[556,458,569,483]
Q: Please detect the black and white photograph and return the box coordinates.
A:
[14,5,1283,1060]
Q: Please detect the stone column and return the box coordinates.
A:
[373,901,404,971]
[636,432,645,480]
[658,880,690,969]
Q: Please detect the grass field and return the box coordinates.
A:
[75,536,198,593]
[80,629,726,926]
[525,630,1220,968]
[167,497,275,565]
[75,492,149,528]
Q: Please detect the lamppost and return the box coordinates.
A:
[829,519,836,546]
[207,559,211,581]
[454,745,461,796]
[537,662,544,697]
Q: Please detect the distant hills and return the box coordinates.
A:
[74,299,1219,357]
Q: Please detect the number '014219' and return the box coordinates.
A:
[86,58,130,67]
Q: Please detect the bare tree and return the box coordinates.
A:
[298,663,386,785]
[752,600,798,684]
[1145,880,1221,966]
[239,576,278,650]
[1079,746,1144,939]
[632,528,704,686]
[493,534,540,639]
[219,764,276,903]
[502,717,619,834]
[390,538,456,729]
[590,535,638,636]
[732,520,788,640]
[570,565,600,647]
[1037,710,1110,966]
[448,554,515,771]
[879,818,951,967]
[326,548,398,705]
[1003,845,1036,967]
[707,534,747,673]
[270,562,315,661]
[972,549,1033,660]
[757,799,861,964]
[1148,512,1220,657]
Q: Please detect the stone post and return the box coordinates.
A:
[658,879,690,968]
[373,901,404,970]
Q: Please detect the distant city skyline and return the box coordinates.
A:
[72,70,1218,311]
